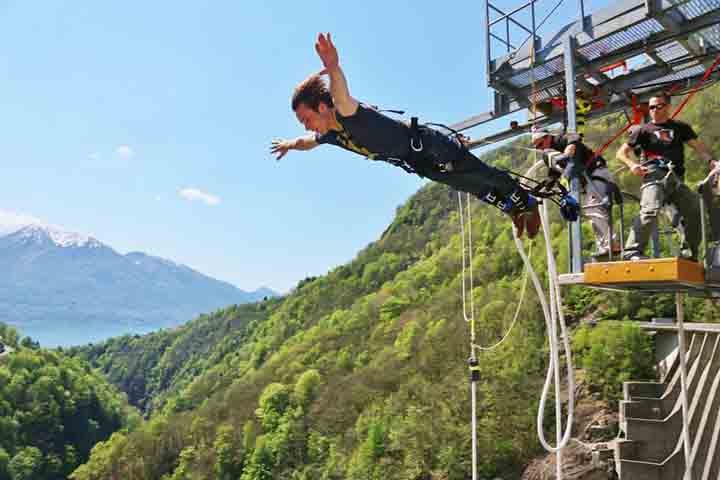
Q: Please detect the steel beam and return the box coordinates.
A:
[450,111,497,132]
[651,0,706,58]
[564,35,584,274]
[490,1,720,85]
[485,0,492,87]
[453,63,720,140]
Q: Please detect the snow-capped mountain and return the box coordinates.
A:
[0,210,276,346]
[10,223,104,248]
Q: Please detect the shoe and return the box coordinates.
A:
[679,248,698,260]
[594,241,622,257]
[623,251,648,261]
[679,250,698,262]
[511,211,525,238]
[524,205,541,239]
[510,206,541,239]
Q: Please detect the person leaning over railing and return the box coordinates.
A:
[532,129,620,257]
[617,93,716,261]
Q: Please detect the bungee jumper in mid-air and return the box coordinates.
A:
[271,33,555,238]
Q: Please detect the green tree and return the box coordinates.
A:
[293,370,322,408]
[256,383,290,430]
[8,447,43,480]
[0,447,10,480]
[241,438,274,480]
[214,424,243,480]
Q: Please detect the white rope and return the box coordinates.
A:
[461,155,577,479]
[458,193,476,332]
[509,170,575,466]
[457,187,533,353]
[458,191,478,480]
[459,186,530,480]
[542,200,576,457]
[473,244,531,352]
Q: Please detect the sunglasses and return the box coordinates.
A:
[649,103,667,111]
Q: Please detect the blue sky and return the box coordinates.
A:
[0,1,606,292]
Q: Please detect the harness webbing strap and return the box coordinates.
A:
[396,116,425,177]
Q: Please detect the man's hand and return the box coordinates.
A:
[270,139,293,161]
[315,33,339,74]
[271,135,318,160]
[630,163,649,177]
[457,133,471,147]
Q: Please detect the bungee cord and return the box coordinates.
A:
[461,154,575,479]
[458,191,532,353]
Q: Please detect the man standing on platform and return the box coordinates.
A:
[618,93,715,261]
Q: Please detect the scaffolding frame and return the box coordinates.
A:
[455,0,720,274]
[459,5,720,478]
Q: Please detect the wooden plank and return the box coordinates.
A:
[584,258,705,284]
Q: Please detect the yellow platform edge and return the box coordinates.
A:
[584,258,705,285]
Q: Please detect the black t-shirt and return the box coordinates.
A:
[627,120,697,178]
[550,136,593,162]
[315,104,411,160]
[549,135,604,170]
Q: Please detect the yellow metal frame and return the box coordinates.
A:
[584,258,705,285]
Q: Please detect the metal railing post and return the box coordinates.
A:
[564,34,583,273]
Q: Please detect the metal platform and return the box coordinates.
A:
[558,257,720,295]
[452,0,720,276]
[638,321,720,333]
[453,0,720,142]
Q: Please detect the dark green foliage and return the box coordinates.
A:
[70,301,273,414]
[573,322,655,403]
[0,323,134,480]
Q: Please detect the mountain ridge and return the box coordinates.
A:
[0,212,277,346]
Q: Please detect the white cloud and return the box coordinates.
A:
[178,187,221,206]
[88,152,100,161]
[115,145,135,159]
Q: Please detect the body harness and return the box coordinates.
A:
[404,115,581,221]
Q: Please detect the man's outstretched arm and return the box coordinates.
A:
[270,135,319,160]
[315,33,359,117]
[688,138,715,165]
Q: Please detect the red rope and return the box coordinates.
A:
[591,95,641,159]
[672,54,720,119]
[592,122,633,160]
[592,57,720,159]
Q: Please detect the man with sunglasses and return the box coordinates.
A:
[271,33,546,238]
[617,94,715,261]
[532,130,619,256]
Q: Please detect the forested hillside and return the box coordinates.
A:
[0,324,137,480]
[70,85,720,479]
